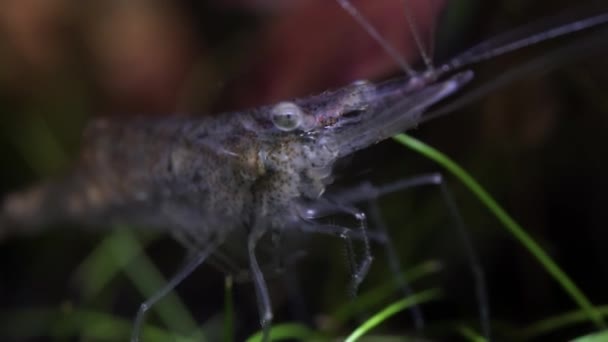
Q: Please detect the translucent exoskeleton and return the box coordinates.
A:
[1,1,608,341]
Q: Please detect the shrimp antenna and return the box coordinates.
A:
[336,0,416,77]
[402,0,435,71]
[443,9,608,74]
[422,23,607,126]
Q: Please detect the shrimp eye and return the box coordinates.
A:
[271,102,303,131]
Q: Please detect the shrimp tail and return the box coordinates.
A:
[0,175,97,239]
[1,183,62,239]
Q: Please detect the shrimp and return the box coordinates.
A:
[1,67,475,342]
[1,1,608,341]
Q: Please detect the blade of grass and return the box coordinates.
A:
[246,322,324,342]
[572,329,608,342]
[4,113,69,175]
[457,325,487,342]
[520,304,608,340]
[224,276,235,342]
[56,308,198,342]
[331,260,442,324]
[107,227,206,341]
[0,308,196,342]
[72,230,158,299]
[393,133,605,329]
[344,287,442,342]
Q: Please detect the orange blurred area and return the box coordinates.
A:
[0,0,441,116]
[0,0,196,115]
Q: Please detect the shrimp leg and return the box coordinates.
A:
[248,227,274,342]
[131,240,218,342]
[331,173,491,339]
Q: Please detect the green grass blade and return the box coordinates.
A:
[0,308,197,342]
[58,309,197,342]
[73,230,158,299]
[106,227,205,341]
[246,323,323,342]
[393,133,604,329]
[572,329,608,342]
[224,276,235,342]
[457,325,487,342]
[331,260,442,324]
[4,113,69,175]
[344,288,442,342]
[521,304,608,340]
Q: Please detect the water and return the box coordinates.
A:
[1,1,601,340]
